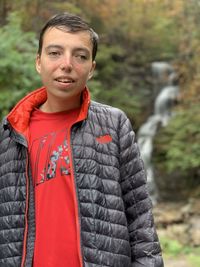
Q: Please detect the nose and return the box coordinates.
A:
[60,54,73,72]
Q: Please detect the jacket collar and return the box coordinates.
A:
[6,86,90,136]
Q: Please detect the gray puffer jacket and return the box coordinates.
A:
[0,87,164,267]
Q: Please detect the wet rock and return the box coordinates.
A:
[154,198,200,246]
[188,216,200,246]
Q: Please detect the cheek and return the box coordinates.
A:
[41,64,57,76]
[74,64,83,73]
[74,64,91,78]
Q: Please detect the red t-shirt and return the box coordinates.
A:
[29,107,81,267]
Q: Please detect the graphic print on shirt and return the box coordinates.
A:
[31,128,70,186]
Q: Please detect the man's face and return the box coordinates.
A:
[36,27,96,111]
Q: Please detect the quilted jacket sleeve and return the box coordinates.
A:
[118,113,164,267]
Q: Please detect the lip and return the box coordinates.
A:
[54,76,75,84]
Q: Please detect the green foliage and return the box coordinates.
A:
[188,254,200,267]
[150,16,179,60]
[160,236,183,256]
[87,78,103,100]
[98,0,179,62]
[95,77,142,121]
[154,104,200,175]
[94,44,143,124]
[160,236,200,267]
[0,12,41,118]
[95,44,125,85]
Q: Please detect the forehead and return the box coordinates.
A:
[42,27,93,49]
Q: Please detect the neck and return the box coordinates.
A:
[39,95,82,113]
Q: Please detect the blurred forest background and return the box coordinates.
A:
[0,0,200,266]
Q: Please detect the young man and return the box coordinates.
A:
[0,12,164,267]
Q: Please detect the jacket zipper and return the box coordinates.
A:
[68,127,84,267]
[20,150,30,267]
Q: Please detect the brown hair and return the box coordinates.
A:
[37,12,99,61]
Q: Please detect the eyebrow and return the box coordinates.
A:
[45,45,90,55]
[45,45,63,51]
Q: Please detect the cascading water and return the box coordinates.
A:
[137,62,179,203]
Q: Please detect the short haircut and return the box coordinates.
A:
[37,12,99,61]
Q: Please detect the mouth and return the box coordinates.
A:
[55,77,75,84]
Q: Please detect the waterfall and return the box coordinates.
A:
[137,62,179,203]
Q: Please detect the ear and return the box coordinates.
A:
[88,61,96,80]
[35,54,41,74]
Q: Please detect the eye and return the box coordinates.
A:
[74,53,88,62]
[48,51,61,57]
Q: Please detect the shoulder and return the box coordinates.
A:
[0,118,10,154]
[0,118,8,137]
[89,100,128,121]
[88,101,134,135]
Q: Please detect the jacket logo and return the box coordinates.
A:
[96,134,112,144]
